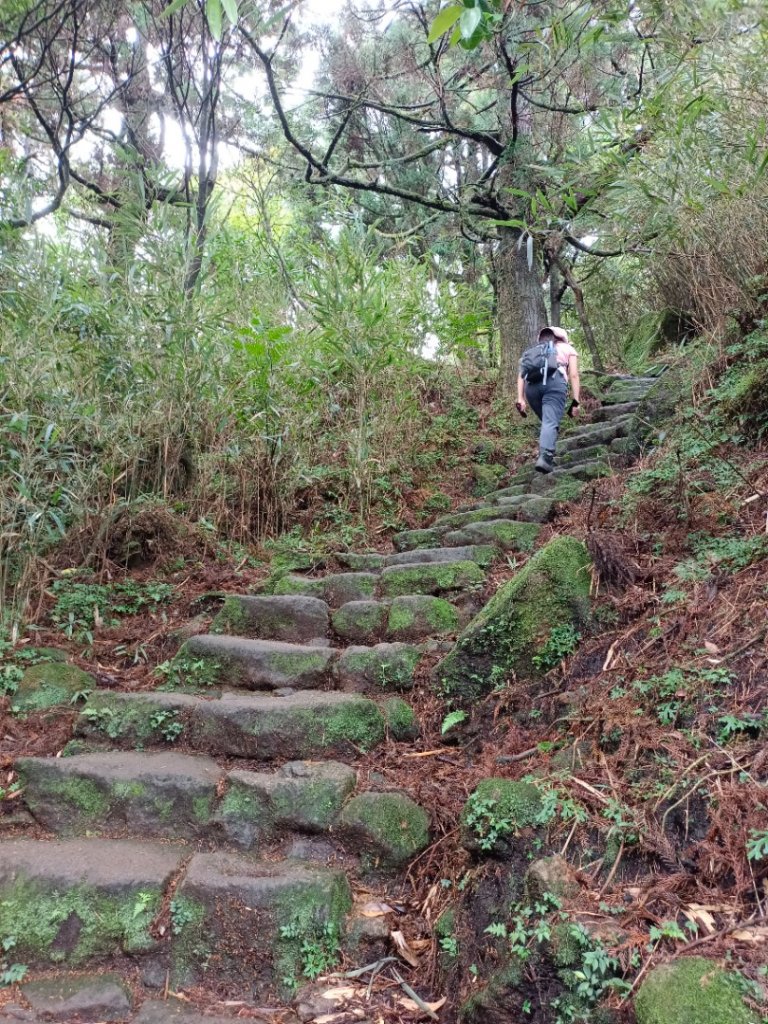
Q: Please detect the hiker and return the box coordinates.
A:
[516,325,581,474]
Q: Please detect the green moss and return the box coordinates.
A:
[634,958,755,1024]
[0,878,161,964]
[210,598,250,636]
[379,560,485,598]
[112,781,147,800]
[219,782,261,821]
[77,694,192,747]
[252,699,386,755]
[447,520,541,552]
[268,650,332,677]
[461,779,542,851]
[392,529,445,551]
[14,663,94,714]
[332,602,387,643]
[386,596,460,640]
[340,792,429,868]
[274,875,353,994]
[337,552,385,571]
[339,645,420,691]
[435,507,524,529]
[192,794,214,823]
[382,697,419,740]
[549,477,587,503]
[272,575,323,599]
[437,536,592,701]
[169,895,210,988]
[42,777,110,820]
[153,797,175,821]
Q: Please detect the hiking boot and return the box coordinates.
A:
[534,449,555,474]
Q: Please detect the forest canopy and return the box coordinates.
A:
[1,0,766,630]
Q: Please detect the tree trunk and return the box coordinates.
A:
[497,225,547,395]
[550,261,562,326]
[554,256,605,373]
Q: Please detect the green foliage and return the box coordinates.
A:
[441,709,468,735]
[747,829,768,862]
[50,573,173,641]
[531,624,581,672]
[278,917,342,988]
[156,654,221,692]
[0,936,27,987]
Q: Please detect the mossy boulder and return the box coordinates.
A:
[215,761,356,848]
[461,779,542,855]
[381,697,419,741]
[335,643,421,692]
[385,595,460,642]
[379,560,485,598]
[331,601,388,645]
[14,663,95,714]
[634,958,756,1024]
[179,635,336,691]
[435,536,592,701]
[443,520,541,553]
[340,792,429,868]
[472,463,508,496]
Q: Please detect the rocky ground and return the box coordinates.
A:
[1,369,767,1024]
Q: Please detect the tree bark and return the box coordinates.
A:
[554,255,605,373]
[497,225,547,395]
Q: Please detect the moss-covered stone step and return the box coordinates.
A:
[558,416,633,453]
[379,560,486,598]
[76,689,392,760]
[527,460,611,495]
[339,792,430,869]
[211,595,330,644]
[335,643,422,692]
[178,635,337,692]
[383,544,497,568]
[435,536,593,701]
[214,761,356,849]
[496,495,557,524]
[386,596,460,641]
[13,662,96,714]
[634,957,757,1024]
[0,838,352,996]
[17,751,223,839]
[0,838,182,966]
[391,527,450,552]
[434,505,535,530]
[443,520,541,552]
[172,851,352,992]
[335,551,385,571]
[332,600,389,644]
[189,691,388,760]
[591,401,639,421]
[273,572,378,607]
[558,443,609,466]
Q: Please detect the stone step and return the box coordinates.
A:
[591,401,639,422]
[558,415,634,453]
[442,519,541,552]
[378,559,486,598]
[0,838,351,995]
[177,635,338,692]
[331,596,459,644]
[273,572,377,607]
[558,443,608,466]
[383,544,496,568]
[211,595,330,644]
[18,750,223,840]
[17,751,357,849]
[335,551,385,571]
[435,502,547,531]
[76,689,393,761]
[528,460,611,493]
[391,527,450,552]
[336,642,422,692]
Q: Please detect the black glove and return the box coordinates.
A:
[568,399,580,418]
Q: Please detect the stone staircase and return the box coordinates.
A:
[1,372,663,1020]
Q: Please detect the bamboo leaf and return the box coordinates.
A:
[206,0,223,39]
[221,0,238,25]
[161,0,187,17]
[427,5,463,43]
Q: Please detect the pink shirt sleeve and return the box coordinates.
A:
[556,342,578,373]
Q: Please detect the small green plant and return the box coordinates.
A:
[0,937,27,987]
[169,898,197,935]
[50,572,173,641]
[155,655,220,691]
[279,918,341,983]
[463,794,515,851]
[441,709,468,735]
[81,705,123,739]
[439,935,459,957]
[148,709,183,743]
[718,713,759,742]
[747,828,768,862]
[647,920,687,949]
[532,624,581,672]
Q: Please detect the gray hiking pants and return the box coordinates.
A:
[525,375,568,453]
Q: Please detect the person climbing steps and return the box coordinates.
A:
[516,325,581,473]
